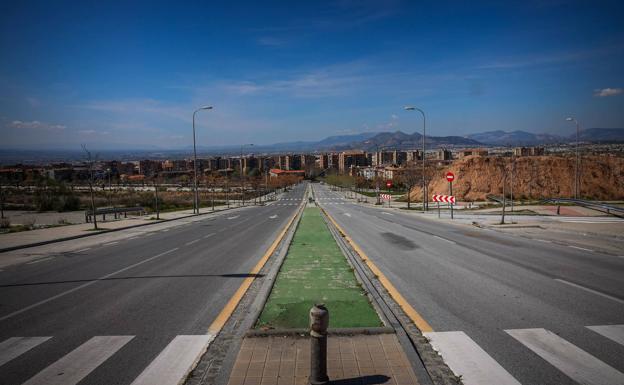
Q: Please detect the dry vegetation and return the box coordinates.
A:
[409,155,624,202]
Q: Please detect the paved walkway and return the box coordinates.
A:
[227,334,420,385]
[0,204,236,251]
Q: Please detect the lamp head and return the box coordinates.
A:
[201,106,213,110]
[404,106,416,111]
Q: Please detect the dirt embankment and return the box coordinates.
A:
[409,155,624,201]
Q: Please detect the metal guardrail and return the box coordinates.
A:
[85,206,145,222]
[539,198,624,217]
[487,195,624,217]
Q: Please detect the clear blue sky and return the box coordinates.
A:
[1,0,623,150]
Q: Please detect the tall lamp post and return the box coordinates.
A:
[240,143,254,206]
[404,106,427,211]
[566,117,580,199]
[192,106,213,214]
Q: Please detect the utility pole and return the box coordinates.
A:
[404,106,427,210]
[192,106,213,214]
[566,117,580,199]
[500,164,506,225]
[82,145,98,230]
[154,176,160,220]
[240,143,253,206]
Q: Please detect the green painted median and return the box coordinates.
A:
[256,207,382,329]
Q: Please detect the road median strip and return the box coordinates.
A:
[255,206,383,330]
[319,206,434,333]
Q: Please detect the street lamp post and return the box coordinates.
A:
[192,106,213,214]
[566,117,580,199]
[240,143,254,206]
[404,106,427,211]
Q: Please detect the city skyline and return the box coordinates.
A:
[1,0,623,150]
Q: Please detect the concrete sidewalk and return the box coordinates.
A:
[227,334,419,385]
[0,204,236,251]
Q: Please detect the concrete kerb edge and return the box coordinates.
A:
[0,205,248,254]
[318,203,456,385]
[187,198,307,385]
[246,327,395,337]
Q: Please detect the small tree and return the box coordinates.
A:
[82,144,98,230]
[398,166,421,209]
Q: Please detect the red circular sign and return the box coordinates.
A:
[446,172,455,182]
[386,181,393,188]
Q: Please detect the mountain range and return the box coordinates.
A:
[249,127,624,152]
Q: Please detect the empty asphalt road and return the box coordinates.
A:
[0,184,306,385]
[314,183,624,385]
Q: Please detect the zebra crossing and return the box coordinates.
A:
[0,334,214,385]
[424,325,624,385]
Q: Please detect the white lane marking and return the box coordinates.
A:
[128,237,138,240]
[0,337,52,367]
[26,257,55,265]
[506,328,624,385]
[269,215,278,219]
[76,248,91,252]
[343,213,351,217]
[203,233,216,239]
[568,245,593,252]
[554,279,624,304]
[381,212,393,215]
[23,336,134,385]
[144,233,154,237]
[586,325,624,346]
[424,331,521,385]
[185,239,200,246]
[227,215,240,220]
[535,239,551,243]
[103,241,119,246]
[130,335,214,385]
[0,248,179,322]
[161,229,169,232]
[433,235,456,244]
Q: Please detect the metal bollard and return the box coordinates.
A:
[309,304,329,385]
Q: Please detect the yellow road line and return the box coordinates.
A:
[207,203,304,335]
[320,207,434,333]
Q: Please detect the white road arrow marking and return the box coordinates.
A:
[227,215,240,220]
[269,215,278,219]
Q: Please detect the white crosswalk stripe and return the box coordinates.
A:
[424,331,521,385]
[0,337,51,367]
[130,335,214,385]
[506,328,624,385]
[23,335,134,385]
[586,324,624,345]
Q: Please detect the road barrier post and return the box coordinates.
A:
[309,304,329,385]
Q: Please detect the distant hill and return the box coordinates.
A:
[350,131,481,151]
[577,128,624,143]
[466,128,624,146]
[466,130,564,146]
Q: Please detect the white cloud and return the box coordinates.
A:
[594,88,622,97]
[10,120,66,131]
[78,129,109,136]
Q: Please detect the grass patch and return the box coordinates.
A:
[256,207,382,329]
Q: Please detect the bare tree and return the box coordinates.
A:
[398,165,421,210]
[82,144,98,230]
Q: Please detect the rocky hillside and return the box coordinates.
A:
[408,155,624,201]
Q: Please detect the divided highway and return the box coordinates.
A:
[0,184,305,385]
[314,183,624,385]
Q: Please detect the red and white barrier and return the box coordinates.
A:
[432,194,456,204]
[380,193,392,200]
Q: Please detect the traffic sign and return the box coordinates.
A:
[446,172,455,182]
[432,194,456,204]
[386,181,393,188]
[380,193,392,200]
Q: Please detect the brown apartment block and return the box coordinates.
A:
[338,151,368,173]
